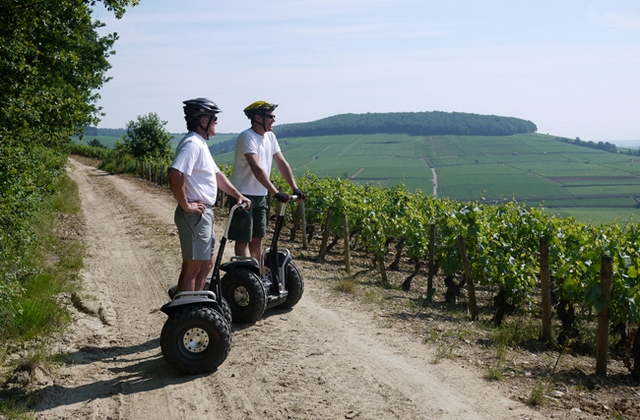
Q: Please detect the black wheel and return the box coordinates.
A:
[218,297,232,324]
[277,261,304,309]
[160,306,231,375]
[221,269,266,324]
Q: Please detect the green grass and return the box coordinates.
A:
[0,173,85,418]
[484,365,505,381]
[5,176,84,341]
[0,400,35,420]
[527,380,551,406]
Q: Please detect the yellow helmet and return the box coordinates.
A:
[243,100,278,118]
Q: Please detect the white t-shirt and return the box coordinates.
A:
[170,131,220,206]
[230,128,281,196]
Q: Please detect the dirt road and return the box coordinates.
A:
[30,158,551,419]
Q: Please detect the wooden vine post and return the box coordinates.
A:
[217,190,226,208]
[343,212,351,273]
[300,202,307,250]
[427,224,436,296]
[290,201,308,250]
[378,254,388,284]
[596,254,612,377]
[318,205,334,260]
[540,238,552,341]
[457,235,478,320]
[290,203,301,240]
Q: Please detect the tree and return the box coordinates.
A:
[122,113,173,161]
[0,0,139,308]
[88,139,107,148]
[95,0,140,19]
[0,1,140,148]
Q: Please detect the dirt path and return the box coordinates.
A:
[30,158,552,419]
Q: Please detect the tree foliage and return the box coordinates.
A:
[0,0,136,322]
[122,112,173,161]
[275,111,537,138]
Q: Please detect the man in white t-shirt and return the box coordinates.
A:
[228,100,306,263]
[168,98,250,292]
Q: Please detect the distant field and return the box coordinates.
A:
[72,132,640,225]
[545,207,639,225]
[71,133,236,149]
[216,133,436,191]
[272,132,640,225]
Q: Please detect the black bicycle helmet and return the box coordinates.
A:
[183,97,222,121]
[243,100,278,118]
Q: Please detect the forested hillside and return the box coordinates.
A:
[83,127,128,137]
[274,111,537,138]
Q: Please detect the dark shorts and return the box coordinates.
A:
[227,195,268,243]
[174,205,215,260]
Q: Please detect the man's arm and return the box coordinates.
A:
[245,153,280,195]
[273,152,299,191]
[168,168,204,213]
[216,171,251,208]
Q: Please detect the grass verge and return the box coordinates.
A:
[0,172,85,417]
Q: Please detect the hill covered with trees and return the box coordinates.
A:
[274,111,537,138]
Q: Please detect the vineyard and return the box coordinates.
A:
[288,173,640,379]
[81,151,640,381]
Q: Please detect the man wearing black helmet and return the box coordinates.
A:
[168,98,251,292]
[228,100,306,265]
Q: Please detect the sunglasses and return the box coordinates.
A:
[264,114,276,120]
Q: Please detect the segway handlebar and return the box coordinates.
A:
[275,194,302,217]
[223,202,247,238]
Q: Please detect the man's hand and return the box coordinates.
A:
[237,195,252,210]
[293,188,306,200]
[274,192,290,203]
[185,201,205,214]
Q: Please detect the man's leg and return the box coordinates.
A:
[249,237,263,268]
[194,256,214,291]
[178,258,213,291]
[175,206,214,291]
[235,241,249,257]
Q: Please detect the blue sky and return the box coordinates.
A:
[92,1,640,144]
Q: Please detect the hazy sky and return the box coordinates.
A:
[92,1,640,143]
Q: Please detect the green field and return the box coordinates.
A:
[72,133,236,149]
[73,132,640,225]
[272,133,640,225]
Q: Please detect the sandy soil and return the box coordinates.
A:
[21,158,629,419]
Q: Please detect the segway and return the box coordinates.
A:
[220,195,305,324]
[159,202,246,374]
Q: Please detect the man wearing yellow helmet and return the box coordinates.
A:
[228,100,306,263]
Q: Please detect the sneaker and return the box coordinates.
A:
[167,285,178,300]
